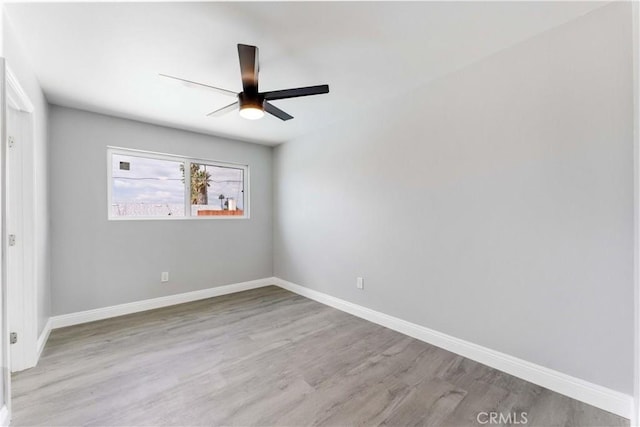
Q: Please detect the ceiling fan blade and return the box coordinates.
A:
[206,101,239,117]
[262,84,329,101]
[264,102,293,121]
[159,74,237,97]
[238,44,259,94]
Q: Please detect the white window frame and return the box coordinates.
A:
[107,146,250,220]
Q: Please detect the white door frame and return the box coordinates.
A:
[5,63,36,373]
[0,60,37,425]
[0,57,9,427]
[634,3,640,425]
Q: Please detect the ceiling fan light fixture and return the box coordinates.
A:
[239,105,264,120]
[238,92,265,120]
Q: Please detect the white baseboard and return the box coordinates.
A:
[0,404,9,427]
[50,278,275,329]
[273,277,633,419]
[36,317,52,363]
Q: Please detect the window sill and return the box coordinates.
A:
[107,215,249,221]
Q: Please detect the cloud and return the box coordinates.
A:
[111,154,244,209]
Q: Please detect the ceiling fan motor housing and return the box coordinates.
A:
[238,92,265,111]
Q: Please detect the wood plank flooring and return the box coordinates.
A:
[11,286,628,426]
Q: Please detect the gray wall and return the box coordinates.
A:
[3,14,50,336]
[49,106,273,315]
[274,2,633,394]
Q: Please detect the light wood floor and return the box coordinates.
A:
[11,286,628,426]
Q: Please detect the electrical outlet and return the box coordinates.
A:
[161,272,169,282]
[356,277,364,290]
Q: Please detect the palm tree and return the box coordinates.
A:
[180,164,212,205]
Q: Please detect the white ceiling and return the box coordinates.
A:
[5,1,605,145]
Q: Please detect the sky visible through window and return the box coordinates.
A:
[111,153,245,218]
[112,154,185,205]
[194,163,244,211]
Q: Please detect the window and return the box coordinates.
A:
[110,153,185,218]
[108,148,248,220]
[189,162,245,217]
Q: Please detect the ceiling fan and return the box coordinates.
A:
[160,44,329,121]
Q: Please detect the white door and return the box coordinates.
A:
[6,106,26,372]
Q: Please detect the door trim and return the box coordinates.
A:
[0,61,37,425]
[5,63,36,373]
[633,2,640,425]
[5,68,33,114]
[0,57,8,425]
